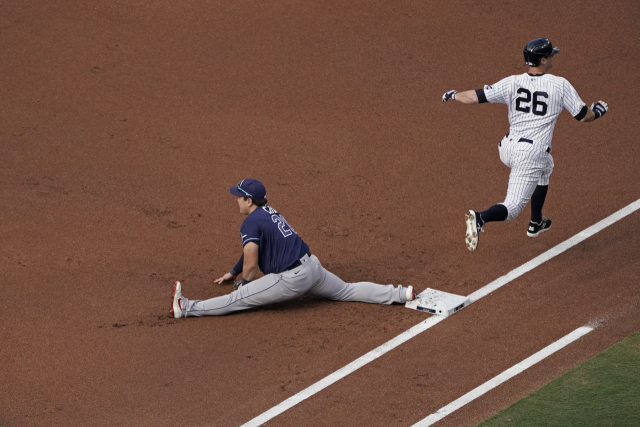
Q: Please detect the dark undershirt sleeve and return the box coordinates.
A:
[230,254,244,276]
[574,104,588,121]
[476,89,488,104]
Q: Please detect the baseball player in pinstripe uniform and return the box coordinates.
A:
[170,179,415,317]
[442,38,608,251]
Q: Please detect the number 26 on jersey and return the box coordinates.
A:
[516,88,548,116]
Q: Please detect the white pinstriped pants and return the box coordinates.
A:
[498,134,554,221]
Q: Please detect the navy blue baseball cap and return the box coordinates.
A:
[230,179,266,200]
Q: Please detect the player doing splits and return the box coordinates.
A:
[170,179,415,317]
[442,38,608,251]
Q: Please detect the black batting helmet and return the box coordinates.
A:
[523,38,560,66]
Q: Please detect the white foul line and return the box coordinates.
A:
[241,198,640,427]
[468,198,640,303]
[411,326,594,427]
[242,315,446,427]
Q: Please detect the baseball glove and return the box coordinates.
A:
[234,279,250,290]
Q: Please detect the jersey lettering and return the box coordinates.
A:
[262,206,296,237]
[515,88,549,116]
[532,91,549,116]
[262,206,277,215]
[515,88,531,113]
[271,214,295,237]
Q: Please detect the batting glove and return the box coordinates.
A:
[442,90,457,102]
[591,101,608,119]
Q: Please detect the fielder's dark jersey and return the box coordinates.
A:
[231,205,309,275]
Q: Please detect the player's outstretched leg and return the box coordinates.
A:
[527,217,552,237]
[309,268,414,304]
[172,269,316,317]
[465,210,484,251]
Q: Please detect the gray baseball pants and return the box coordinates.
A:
[181,254,408,317]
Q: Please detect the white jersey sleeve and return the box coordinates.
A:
[482,76,515,105]
[561,78,587,118]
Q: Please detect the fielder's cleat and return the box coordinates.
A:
[405,285,416,302]
[171,281,184,318]
[527,217,552,237]
[465,210,484,251]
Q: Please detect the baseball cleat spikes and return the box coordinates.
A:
[465,210,483,251]
[527,217,552,237]
[405,286,416,302]
[171,281,184,318]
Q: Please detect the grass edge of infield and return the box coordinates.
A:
[475,330,640,427]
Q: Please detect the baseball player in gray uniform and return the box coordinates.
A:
[171,179,415,317]
[442,38,609,251]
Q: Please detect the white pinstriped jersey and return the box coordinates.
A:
[482,73,586,149]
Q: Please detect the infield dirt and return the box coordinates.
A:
[1,1,639,426]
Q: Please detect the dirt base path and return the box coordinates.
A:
[1,1,639,426]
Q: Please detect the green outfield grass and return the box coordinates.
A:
[477,331,640,427]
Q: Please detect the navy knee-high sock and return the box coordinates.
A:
[530,185,548,224]
[478,204,508,226]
